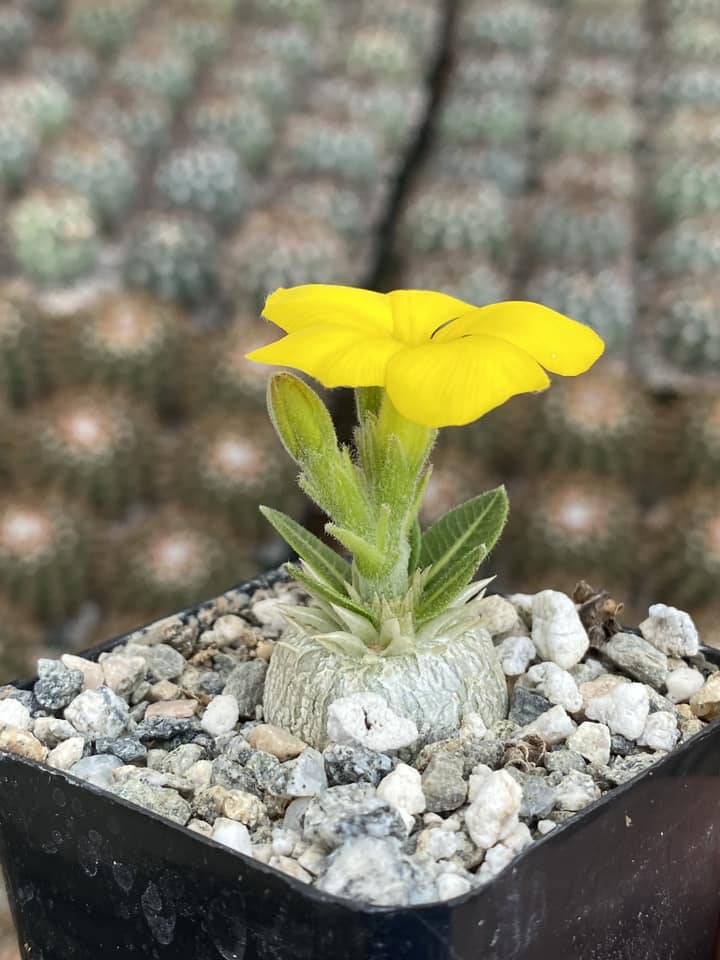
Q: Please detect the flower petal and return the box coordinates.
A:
[263,285,393,335]
[246,325,402,387]
[387,289,476,346]
[433,301,604,375]
[385,335,550,427]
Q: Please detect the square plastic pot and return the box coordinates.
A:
[2,571,720,960]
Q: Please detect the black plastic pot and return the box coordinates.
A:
[2,572,720,960]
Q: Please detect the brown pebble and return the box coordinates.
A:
[61,654,104,691]
[247,723,307,760]
[0,727,48,762]
[145,699,198,719]
[147,680,180,702]
[255,641,273,662]
[690,674,720,719]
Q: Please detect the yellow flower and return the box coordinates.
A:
[246,284,605,427]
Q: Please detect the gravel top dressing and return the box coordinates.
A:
[0,574,715,908]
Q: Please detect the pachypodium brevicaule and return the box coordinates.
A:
[247,284,604,748]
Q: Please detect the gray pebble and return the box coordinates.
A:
[246,750,285,795]
[65,687,129,740]
[160,743,205,777]
[606,753,660,785]
[508,687,552,726]
[303,783,407,851]
[610,733,640,756]
[135,716,198,742]
[317,837,437,906]
[70,754,123,788]
[324,743,395,787]
[421,752,467,814]
[137,616,197,657]
[112,778,191,825]
[95,736,147,764]
[134,643,187,682]
[223,661,267,718]
[34,660,84,711]
[543,749,587,774]
[284,748,327,797]
[602,634,668,689]
[211,757,261,796]
[520,777,557,820]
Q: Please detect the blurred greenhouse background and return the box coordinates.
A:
[1,0,720,951]
[1,0,720,689]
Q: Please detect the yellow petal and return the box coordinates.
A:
[433,301,604,375]
[387,289,476,346]
[385,335,550,427]
[246,325,402,387]
[263,285,392,335]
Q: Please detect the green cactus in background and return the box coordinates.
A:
[123,212,219,307]
[17,390,153,517]
[208,56,295,115]
[0,76,73,140]
[112,36,196,103]
[653,156,720,223]
[283,115,384,184]
[656,65,720,107]
[164,5,229,66]
[654,108,720,154]
[154,143,254,227]
[68,0,146,56]
[0,597,46,684]
[663,0,719,15]
[653,217,720,276]
[69,293,187,417]
[286,179,379,241]
[418,441,501,527]
[654,279,720,370]
[356,0,441,57]
[345,27,418,81]
[0,497,87,623]
[565,6,647,56]
[541,154,637,202]
[27,0,67,16]
[438,90,530,148]
[240,0,326,26]
[9,190,99,286]
[104,508,254,616]
[426,143,528,195]
[47,134,139,226]
[460,0,552,54]
[401,181,510,256]
[527,198,633,268]
[188,94,275,171]
[555,56,635,98]
[203,316,281,410]
[0,290,48,407]
[524,267,634,353]
[539,93,639,156]
[400,255,511,306]
[452,52,540,93]
[0,116,40,190]
[677,395,720,481]
[82,88,173,156]
[28,42,100,95]
[224,208,353,307]
[664,16,720,62]
[0,8,34,67]
[250,25,317,73]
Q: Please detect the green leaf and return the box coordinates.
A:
[259,506,351,591]
[416,545,486,625]
[408,519,421,573]
[325,522,385,573]
[285,562,374,622]
[418,485,508,577]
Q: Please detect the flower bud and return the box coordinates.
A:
[267,372,337,465]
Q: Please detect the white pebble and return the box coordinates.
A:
[377,763,426,824]
[0,699,31,730]
[637,711,679,752]
[537,819,556,835]
[477,823,532,883]
[496,636,536,676]
[555,771,600,811]
[200,695,240,737]
[284,748,327,797]
[464,769,522,850]
[467,764,493,802]
[459,712,487,739]
[520,705,576,745]
[665,666,705,704]
[212,817,252,856]
[531,591,589,669]
[326,692,418,752]
[416,827,458,861]
[47,736,85,770]
[526,662,582,713]
[567,721,611,766]
[584,682,649,740]
[436,873,472,900]
[639,604,699,658]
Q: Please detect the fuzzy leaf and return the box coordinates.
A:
[416,545,486,625]
[285,563,374,623]
[260,506,351,591]
[325,522,385,572]
[408,519,422,573]
[418,486,508,577]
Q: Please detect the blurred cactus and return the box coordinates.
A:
[203,315,280,410]
[539,93,639,157]
[47,133,139,226]
[0,291,48,406]
[653,279,720,371]
[0,598,46,684]
[28,42,99,95]
[188,94,275,171]
[286,179,378,241]
[426,144,528,196]
[654,108,720,154]
[283,115,384,184]
[524,267,635,353]
[453,52,540,94]
[653,156,720,223]
[565,6,646,56]
[68,0,146,56]
[526,198,633,268]
[123,212,219,307]
[250,25,317,73]
[82,89,172,156]
[0,76,72,139]
[676,395,720,481]
[224,208,353,307]
[541,155,636,203]
[401,182,510,256]
[656,65,720,107]
[400,256,510,306]
[309,79,425,151]
[355,0,441,58]
[164,6,229,66]
[112,36,196,104]
[17,390,152,517]
[438,91,530,148]
[345,27,418,81]
[240,0,326,26]
[0,497,87,623]
[460,1,552,55]
[0,115,40,190]
[154,143,254,227]
[555,56,635,98]
[419,442,500,527]
[9,190,99,286]
[208,56,295,115]
[0,8,34,68]
[664,17,720,62]
[653,217,720,276]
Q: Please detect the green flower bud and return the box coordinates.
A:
[267,372,337,466]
